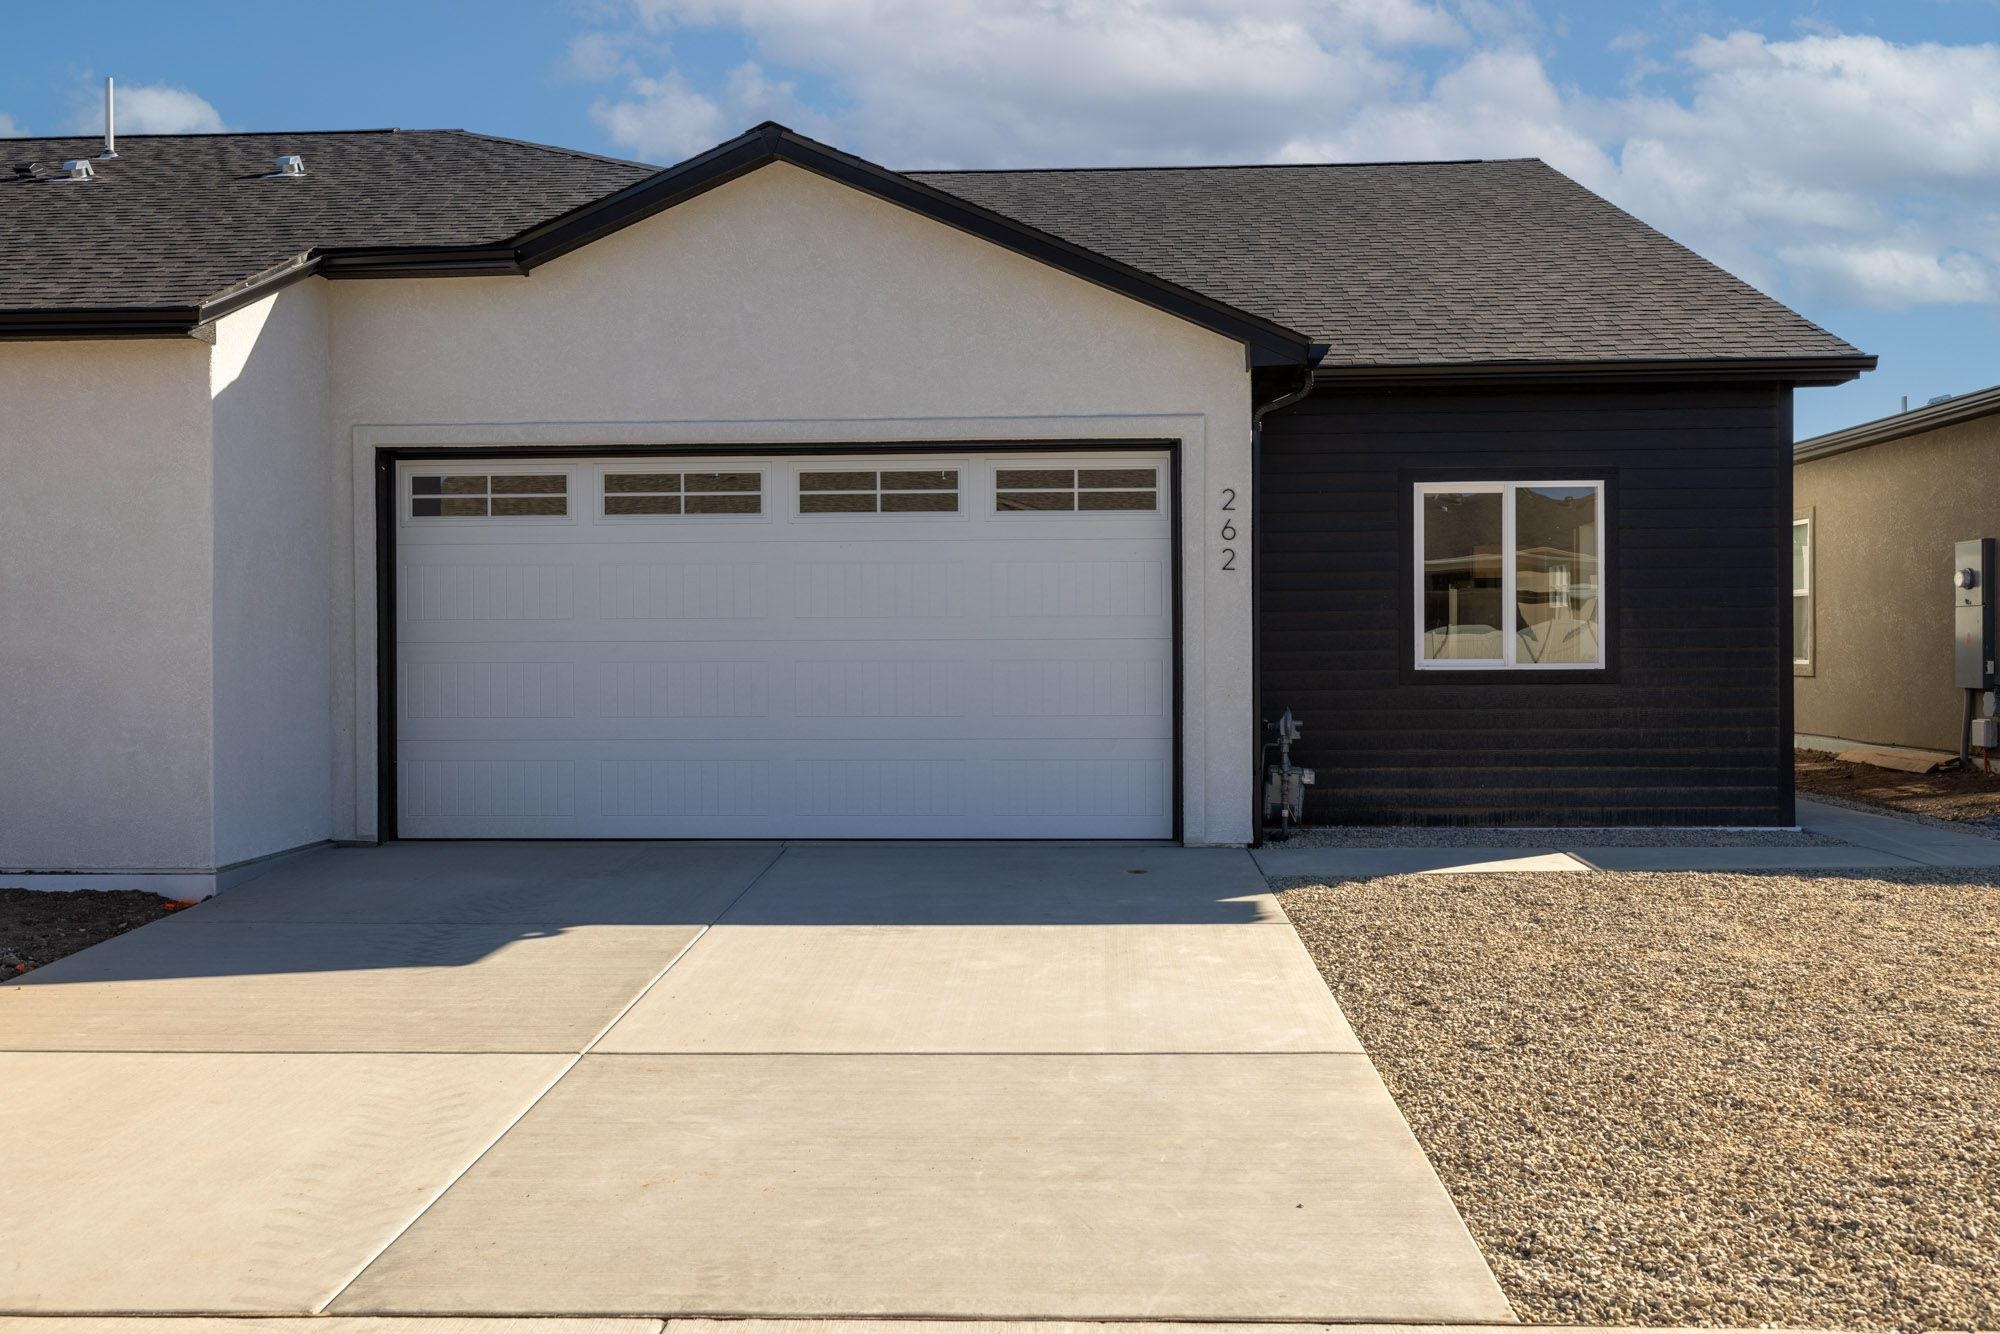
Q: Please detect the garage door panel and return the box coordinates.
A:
[396,452,1173,839]
[396,741,1171,839]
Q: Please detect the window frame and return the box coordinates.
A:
[1792,511,1814,675]
[991,461,1163,516]
[788,460,969,522]
[402,465,575,525]
[1411,479,1608,672]
[595,464,769,523]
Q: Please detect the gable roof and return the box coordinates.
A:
[1795,382,2000,463]
[0,121,1870,382]
[912,159,1869,381]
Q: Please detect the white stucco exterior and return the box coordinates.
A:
[210,282,333,867]
[1,157,1262,883]
[0,338,215,877]
[330,163,1257,844]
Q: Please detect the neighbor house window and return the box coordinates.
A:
[1793,514,1813,671]
[799,469,959,513]
[411,473,567,518]
[1415,481,1605,669]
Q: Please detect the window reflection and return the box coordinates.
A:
[1422,491,1504,660]
[1515,486,1599,665]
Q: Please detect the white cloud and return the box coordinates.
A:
[1777,241,1997,309]
[588,0,1468,167]
[0,112,22,137]
[65,81,226,135]
[590,69,726,160]
[569,4,2000,312]
[563,31,643,82]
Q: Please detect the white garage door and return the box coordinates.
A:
[393,451,1175,839]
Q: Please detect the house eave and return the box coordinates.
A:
[0,122,1320,365]
[0,306,206,340]
[1310,354,1876,390]
[1794,381,2000,463]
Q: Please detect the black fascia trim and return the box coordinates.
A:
[317,248,523,279]
[325,122,1317,365]
[0,305,203,339]
[1314,354,1876,388]
[762,129,1316,365]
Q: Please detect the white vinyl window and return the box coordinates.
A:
[1415,481,1605,670]
[1793,515,1813,670]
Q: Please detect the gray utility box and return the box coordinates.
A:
[1955,537,1996,689]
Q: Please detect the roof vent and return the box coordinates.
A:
[1928,393,1955,407]
[60,159,95,182]
[274,154,306,178]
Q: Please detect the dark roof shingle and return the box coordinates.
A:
[0,125,1863,371]
[0,129,652,311]
[911,159,1863,368]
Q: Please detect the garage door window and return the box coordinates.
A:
[996,466,1158,512]
[411,473,567,518]
[604,471,761,517]
[799,469,959,514]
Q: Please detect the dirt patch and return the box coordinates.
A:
[0,889,189,977]
[1798,746,2000,826]
[1278,868,2000,1331]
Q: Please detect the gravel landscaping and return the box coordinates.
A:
[0,888,187,977]
[1276,824,1840,848]
[1277,867,2000,1331]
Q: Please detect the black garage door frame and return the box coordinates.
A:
[373,438,1186,842]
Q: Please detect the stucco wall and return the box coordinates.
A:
[1795,414,2000,752]
[210,283,334,865]
[330,160,1256,843]
[0,338,216,870]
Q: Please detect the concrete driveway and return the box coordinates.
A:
[0,841,1508,1324]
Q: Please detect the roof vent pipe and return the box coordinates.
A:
[98,77,117,160]
[61,159,95,181]
[274,154,306,177]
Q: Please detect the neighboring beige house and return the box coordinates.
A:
[1793,384,2000,753]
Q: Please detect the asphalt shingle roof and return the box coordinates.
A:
[0,130,652,311]
[0,126,1863,370]
[911,159,1862,368]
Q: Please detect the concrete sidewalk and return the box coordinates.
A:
[1252,796,2000,879]
[0,842,1509,1324]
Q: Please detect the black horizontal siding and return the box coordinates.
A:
[1259,383,1792,826]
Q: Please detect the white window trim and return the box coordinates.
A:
[1792,514,1813,669]
[1413,479,1607,671]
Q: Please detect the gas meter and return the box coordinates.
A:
[1261,708,1315,837]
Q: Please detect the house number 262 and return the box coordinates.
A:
[1219,487,1238,570]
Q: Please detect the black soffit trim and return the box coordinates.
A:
[1311,353,1877,388]
[330,122,1321,365]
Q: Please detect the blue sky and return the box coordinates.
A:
[4,0,1997,440]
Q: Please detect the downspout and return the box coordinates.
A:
[1248,357,1321,848]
